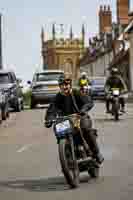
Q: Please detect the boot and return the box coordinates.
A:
[86,131,104,164]
[106,109,111,113]
[120,107,126,113]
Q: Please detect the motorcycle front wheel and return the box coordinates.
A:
[112,100,119,121]
[58,137,79,188]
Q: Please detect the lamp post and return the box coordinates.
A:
[0,13,2,69]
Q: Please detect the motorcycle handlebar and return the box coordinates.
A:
[46,113,82,124]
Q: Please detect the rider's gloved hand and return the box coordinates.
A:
[45,120,52,128]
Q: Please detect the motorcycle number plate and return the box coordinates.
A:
[55,120,71,136]
[113,90,119,95]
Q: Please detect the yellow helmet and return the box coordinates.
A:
[79,79,88,86]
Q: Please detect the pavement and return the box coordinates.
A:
[127,92,133,102]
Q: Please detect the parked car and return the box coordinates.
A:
[29,69,64,108]
[0,69,24,112]
[0,89,10,120]
[90,77,106,100]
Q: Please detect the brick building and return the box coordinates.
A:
[99,5,112,34]
[117,0,130,28]
[79,5,113,78]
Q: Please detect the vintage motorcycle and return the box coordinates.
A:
[107,88,126,121]
[79,79,92,95]
[51,113,99,188]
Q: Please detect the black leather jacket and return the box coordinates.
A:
[104,75,127,93]
[45,89,94,121]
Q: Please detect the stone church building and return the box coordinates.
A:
[41,24,86,79]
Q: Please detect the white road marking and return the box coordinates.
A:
[17,144,32,153]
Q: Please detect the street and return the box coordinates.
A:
[0,102,132,199]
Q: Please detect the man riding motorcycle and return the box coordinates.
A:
[104,67,128,113]
[78,72,91,95]
[44,73,104,164]
[78,72,90,87]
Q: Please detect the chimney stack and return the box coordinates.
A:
[117,0,130,27]
[99,5,112,34]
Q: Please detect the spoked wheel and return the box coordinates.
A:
[112,101,119,121]
[1,107,7,120]
[58,137,79,188]
[114,110,119,121]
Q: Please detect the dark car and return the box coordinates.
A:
[91,77,106,100]
[0,69,24,112]
[30,69,64,108]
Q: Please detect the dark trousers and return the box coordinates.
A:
[106,97,125,111]
[80,115,100,155]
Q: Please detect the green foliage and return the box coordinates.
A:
[72,79,79,90]
[23,90,32,106]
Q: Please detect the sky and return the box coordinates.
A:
[0,0,133,82]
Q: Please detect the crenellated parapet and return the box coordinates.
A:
[52,38,83,48]
[41,24,85,48]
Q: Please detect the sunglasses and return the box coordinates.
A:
[59,80,71,86]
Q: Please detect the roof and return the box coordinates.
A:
[79,48,111,67]
[118,19,133,51]
[108,19,133,70]
[109,49,129,69]
[118,20,133,40]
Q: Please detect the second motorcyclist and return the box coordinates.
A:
[104,67,128,113]
[78,72,92,95]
